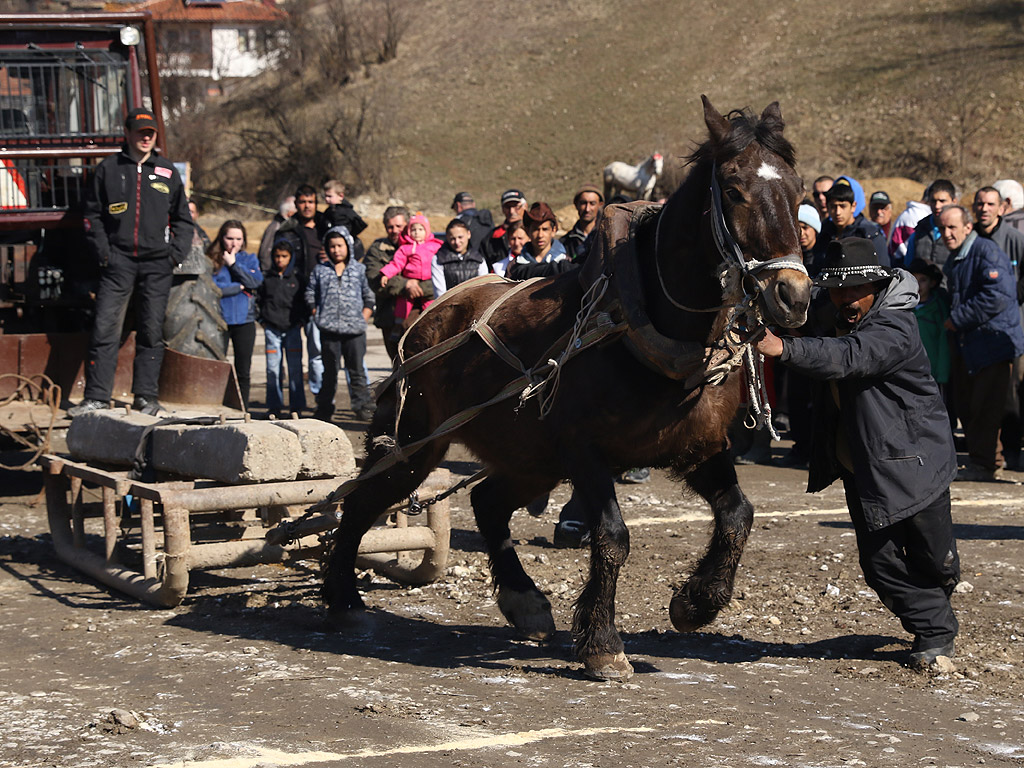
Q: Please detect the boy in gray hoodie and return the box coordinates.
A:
[305,226,376,421]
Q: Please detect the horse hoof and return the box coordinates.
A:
[669,590,719,633]
[496,589,556,642]
[325,607,376,635]
[582,651,634,682]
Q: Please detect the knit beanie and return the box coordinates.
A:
[406,212,432,236]
[798,204,821,233]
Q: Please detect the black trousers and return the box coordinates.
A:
[84,251,173,401]
[843,480,960,643]
[228,321,256,408]
[380,325,400,361]
[785,369,814,459]
[317,329,370,417]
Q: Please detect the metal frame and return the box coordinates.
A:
[40,454,451,607]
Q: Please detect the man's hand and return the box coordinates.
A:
[404,279,423,299]
[756,328,784,358]
[943,317,956,331]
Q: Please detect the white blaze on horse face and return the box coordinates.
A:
[757,162,782,181]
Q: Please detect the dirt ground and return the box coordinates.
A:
[1,338,1023,768]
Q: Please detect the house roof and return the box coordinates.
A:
[110,0,286,24]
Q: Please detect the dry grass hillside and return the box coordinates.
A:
[203,0,1024,214]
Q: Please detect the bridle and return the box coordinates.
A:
[654,161,807,316]
[653,160,809,438]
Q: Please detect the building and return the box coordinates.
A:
[115,0,286,102]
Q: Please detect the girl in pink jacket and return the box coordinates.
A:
[379,212,443,323]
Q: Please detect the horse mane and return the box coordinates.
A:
[684,107,796,169]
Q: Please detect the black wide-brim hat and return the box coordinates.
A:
[815,237,891,288]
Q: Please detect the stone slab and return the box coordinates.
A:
[150,421,303,483]
[66,410,162,467]
[270,418,356,479]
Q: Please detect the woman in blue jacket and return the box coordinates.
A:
[209,220,263,409]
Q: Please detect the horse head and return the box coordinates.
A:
[694,96,811,329]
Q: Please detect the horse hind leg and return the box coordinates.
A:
[568,459,633,681]
[670,450,754,632]
[471,473,558,642]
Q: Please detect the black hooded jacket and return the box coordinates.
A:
[780,269,957,530]
[83,147,191,266]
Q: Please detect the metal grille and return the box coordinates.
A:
[1,158,98,212]
[0,47,127,142]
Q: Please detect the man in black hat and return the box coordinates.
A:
[69,108,192,417]
[756,237,961,670]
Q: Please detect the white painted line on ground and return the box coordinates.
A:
[149,725,656,768]
[627,495,1024,527]
[628,507,846,526]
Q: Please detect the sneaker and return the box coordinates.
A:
[553,520,590,548]
[132,395,164,416]
[66,398,109,418]
[955,463,1001,482]
[908,636,955,670]
[354,408,375,421]
[618,467,651,484]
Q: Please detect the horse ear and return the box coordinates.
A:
[760,101,785,132]
[702,95,731,146]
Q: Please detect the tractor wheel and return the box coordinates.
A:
[163,273,229,360]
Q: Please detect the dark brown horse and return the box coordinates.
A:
[321,97,811,681]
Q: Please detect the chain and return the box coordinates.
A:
[402,468,489,516]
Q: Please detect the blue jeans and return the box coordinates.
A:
[265,324,305,414]
[305,318,324,395]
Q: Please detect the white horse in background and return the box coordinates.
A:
[603,152,664,201]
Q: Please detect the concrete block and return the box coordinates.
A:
[150,421,303,483]
[66,410,161,467]
[271,418,356,479]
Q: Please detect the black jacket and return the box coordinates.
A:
[318,201,367,261]
[481,224,510,269]
[780,270,957,530]
[560,221,595,261]
[258,258,307,331]
[83,147,191,265]
[457,207,494,251]
[819,213,890,268]
[434,244,485,293]
[276,214,324,282]
[318,200,367,237]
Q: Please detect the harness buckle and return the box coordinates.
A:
[405,490,425,516]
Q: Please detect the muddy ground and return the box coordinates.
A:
[1,339,1023,768]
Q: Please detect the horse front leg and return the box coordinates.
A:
[568,454,633,681]
[670,450,754,632]
[321,402,448,624]
[471,474,557,642]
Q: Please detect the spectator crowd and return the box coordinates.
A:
[185,171,1024,492]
